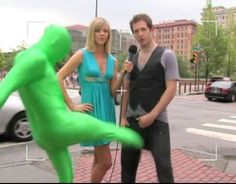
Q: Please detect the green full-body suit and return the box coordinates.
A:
[0,25,143,183]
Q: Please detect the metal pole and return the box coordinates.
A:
[95,0,98,17]
[119,30,122,51]
[227,53,230,77]
[205,57,208,84]
[194,63,197,90]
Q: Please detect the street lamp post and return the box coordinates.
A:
[227,53,230,77]
[95,0,98,17]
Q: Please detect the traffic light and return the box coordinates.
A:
[190,53,198,63]
[190,55,194,63]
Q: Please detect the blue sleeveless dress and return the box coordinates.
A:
[78,48,116,146]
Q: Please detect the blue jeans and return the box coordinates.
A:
[121,117,174,183]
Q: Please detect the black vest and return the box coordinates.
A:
[129,46,166,112]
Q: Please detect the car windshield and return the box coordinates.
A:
[211,81,232,88]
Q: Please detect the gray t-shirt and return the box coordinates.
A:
[126,49,179,123]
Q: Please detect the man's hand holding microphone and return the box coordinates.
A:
[120,45,137,127]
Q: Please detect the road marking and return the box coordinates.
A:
[218,119,236,124]
[0,161,32,169]
[25,145,46,162]
[0,141,32,149]
[176,145,218,162]
[199,145,218,162]
[186,128,236,143]
[230,116,236,119]
[203,123,236,131]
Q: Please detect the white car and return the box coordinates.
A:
[0,93,32,142]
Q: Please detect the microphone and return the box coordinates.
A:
[122,45,137,74]
[128,45,137,62]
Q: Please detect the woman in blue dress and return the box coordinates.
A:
[58,17,133,183]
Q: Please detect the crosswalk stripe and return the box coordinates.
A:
[0,141,31,149]
[230,116,236,119]
[218,119,236,124]
[186,128,236,142]
[203,123,236,131]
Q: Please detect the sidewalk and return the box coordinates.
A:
[74,148,236,183]
[0,144,236,183]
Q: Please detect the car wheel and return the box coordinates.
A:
[231,94,236,102]
[207,97,213,101]
[7,112,32,142]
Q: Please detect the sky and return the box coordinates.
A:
[0,0,236,51]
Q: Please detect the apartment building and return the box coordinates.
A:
[111,29,120,55]
[153,19,197,59]
[202,6,236,27]
[66,24,136,55]
[66,24,88,53]
[120,31,138,53]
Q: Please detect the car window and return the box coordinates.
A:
[210,77,231,82]
[210,77,222,82]
[211,81,232,88]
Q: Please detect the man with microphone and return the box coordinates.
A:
[120,13,179,183]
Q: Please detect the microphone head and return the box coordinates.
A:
[128,45,137,54]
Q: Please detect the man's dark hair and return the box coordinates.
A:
[129,13,153,33]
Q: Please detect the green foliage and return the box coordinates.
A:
[2,52,17,70]
[55,60,66,72]
[0,52,4,69]
[54,50,73,71]
[117,51,128,71]
[0,41,27,70]
[11,41,28,53]
[224,10,236,78]
[177,55,193,78]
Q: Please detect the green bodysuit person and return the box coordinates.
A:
[0,25,143,183]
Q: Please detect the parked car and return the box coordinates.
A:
[204,81,236,102]
[0,93,32,142]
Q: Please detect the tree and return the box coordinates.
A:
[177,55,193,78]
[193,0,228,81]
[224,10,236,79]
[55,51,73,72]
[0,41,28,70]
[11,41,28,53]
[0,50,4,70]
[117,51,128,71]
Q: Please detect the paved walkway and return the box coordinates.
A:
[74,149,236,183]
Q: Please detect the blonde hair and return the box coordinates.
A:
[86,17,111,54]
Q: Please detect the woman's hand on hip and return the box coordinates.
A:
[71,103,93,113]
